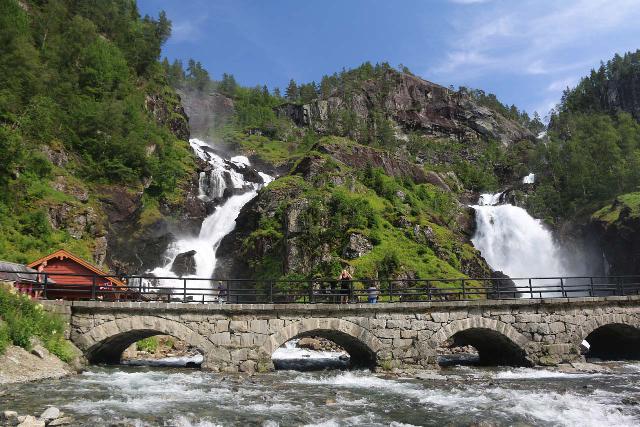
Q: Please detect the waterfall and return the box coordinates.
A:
[522,173,535,184]
[149,138,272,299]
[471,192,570,279]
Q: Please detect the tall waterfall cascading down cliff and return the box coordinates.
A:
[471,192,572,279]
[150,138,272,297]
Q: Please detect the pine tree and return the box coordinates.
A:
[285,79,298,102]
[219,73,237,96]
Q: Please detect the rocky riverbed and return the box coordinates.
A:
[1,406,73,426]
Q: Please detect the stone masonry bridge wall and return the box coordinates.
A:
[42,296,640,373]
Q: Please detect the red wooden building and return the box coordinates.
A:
[28,249,126,300]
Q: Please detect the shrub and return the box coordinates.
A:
[0,287,74,361]
[136,336,159,353]
[0,321,9,354]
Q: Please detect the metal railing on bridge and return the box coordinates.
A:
[2,270,640,304]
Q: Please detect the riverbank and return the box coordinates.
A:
[0,285,84,385]
[0,344,74,385]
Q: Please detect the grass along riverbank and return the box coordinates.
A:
[0,284,75,362]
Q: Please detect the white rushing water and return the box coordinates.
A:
[471,190,570,279]
[149,138,272,298]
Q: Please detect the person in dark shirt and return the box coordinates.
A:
[338,269,353,304]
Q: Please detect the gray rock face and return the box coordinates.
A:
[144,92,189,141]
[177,89,235,137]
[171,250,198,277]
[343,233,373,259]
[604,73,640,121]
[276,69,533,146]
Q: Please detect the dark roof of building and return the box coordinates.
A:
[0,261,40,284]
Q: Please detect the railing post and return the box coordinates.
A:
[269,281,274,303]
[427,281,432,301]
[389,280,393,302]
[43,273,48,300]
[617,277,623,296]
[560,278,565,297]
[91,275,97,300]
[183,278,187,303]
[461,279,466,300]
[528,278,533,299]
[496,278,501,299]
[234,280,239,304]
[589,277,594,297]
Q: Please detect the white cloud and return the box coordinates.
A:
[170,15,208,43]
[429,0,640,113]
[546,76,579,92]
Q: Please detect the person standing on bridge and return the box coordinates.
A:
[367,282,379,304]
[338,269,353,304]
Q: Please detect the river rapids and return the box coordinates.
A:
[3,363,640,426]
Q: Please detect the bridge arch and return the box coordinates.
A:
[72,316,215,364]
[259,318,384,368]
[574,314,640,360]
[431,317,533,366]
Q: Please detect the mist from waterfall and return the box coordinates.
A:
[149,138,272,296]
[471,193,572,279]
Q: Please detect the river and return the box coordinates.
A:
[3,362,640,426]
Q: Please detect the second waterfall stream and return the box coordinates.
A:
[471,192,573,279]
[150,138,272,297]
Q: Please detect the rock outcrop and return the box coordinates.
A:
[590,193,640,276]
[276,69,533,146]
[144,91,190,142]
[177,88,235,137]
[171,250,197,277]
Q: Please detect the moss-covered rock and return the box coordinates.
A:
[591,192,640,276]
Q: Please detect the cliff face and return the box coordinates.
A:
[177,88,235,138]
[276,70,533,146]
[103,91,208,274]
[604,72,640,121]
[590,193,640,276]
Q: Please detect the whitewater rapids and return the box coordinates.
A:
[4,363,640,426]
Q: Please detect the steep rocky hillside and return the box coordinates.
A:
[276,69,532,146]
[190,64,539,287]
[0,0,205,273]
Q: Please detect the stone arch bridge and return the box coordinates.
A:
[43,296,640,372]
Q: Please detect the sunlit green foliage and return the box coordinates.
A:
[0,0,193,263]
[0,286,74,361]
[529,111,640,221]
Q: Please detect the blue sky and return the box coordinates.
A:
[138,0,640,117]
